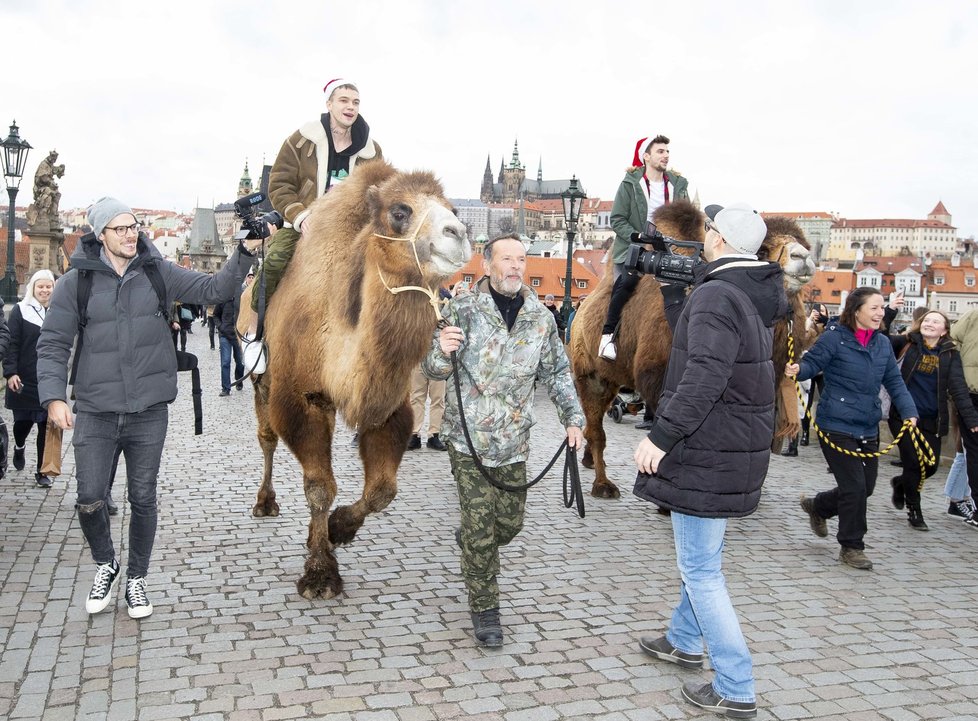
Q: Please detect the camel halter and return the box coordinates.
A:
[373,209,448,322]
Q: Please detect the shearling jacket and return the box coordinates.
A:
[950,308,978,392]
[610,166,689,265]
[268,113,381,230]
[37,233,255,414]
[634,257,787,518]
[422,277,585,467]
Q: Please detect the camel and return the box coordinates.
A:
[569,202,815,499]
[238,160,471,599]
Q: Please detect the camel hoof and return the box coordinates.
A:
[252,498,280,517]
[296,571,343,600]
[591,482,621,499]
[328,505,363,546]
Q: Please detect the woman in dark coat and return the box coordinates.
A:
[787,287,918,571]
[887,310,978,530]
[4,270,56,487]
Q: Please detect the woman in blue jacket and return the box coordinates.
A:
[786,287,917,570]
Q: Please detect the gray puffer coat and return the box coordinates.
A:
[37,233,254,414]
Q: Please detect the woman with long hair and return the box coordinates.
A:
[786,287,918,570]
[887,310,978,530]
[4,269,56,487]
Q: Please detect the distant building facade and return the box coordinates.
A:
[479,140,583,205]
[826,202,957,261]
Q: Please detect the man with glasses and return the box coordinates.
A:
[632,203,786,719]
[37,197,261,620]
[599,135,689,363]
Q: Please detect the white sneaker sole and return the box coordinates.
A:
[85,575,120,614]
[127,603,154,619]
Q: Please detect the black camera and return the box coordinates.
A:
[623,222,705,287]
[233,191,284,242]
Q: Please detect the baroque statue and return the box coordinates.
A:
[26,150,65,232]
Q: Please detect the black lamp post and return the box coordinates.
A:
[560,175,585,324]
[1,121,32,303]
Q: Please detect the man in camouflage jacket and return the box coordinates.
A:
[423,234,584,647]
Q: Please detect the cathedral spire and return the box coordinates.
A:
[510,139,521,169]
[537,157,542,183]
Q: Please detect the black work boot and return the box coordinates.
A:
[799,427,810,446]
[907,503,929,531]
[13,444,25,471]
[781,436,799,457]
[426,434,447,451]
[891,478,905,510]
[406,434,421,450]
[470,607,503,647]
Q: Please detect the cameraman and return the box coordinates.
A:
[598,135,689,361]
[632,203,786,718]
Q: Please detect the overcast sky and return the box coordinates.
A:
[6,0,977,237]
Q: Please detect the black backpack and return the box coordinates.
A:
[69,261,203,434]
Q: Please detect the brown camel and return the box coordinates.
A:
[569,202,815,499]
[238,160,471,599]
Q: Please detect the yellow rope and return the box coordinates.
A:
[786,333,936,491]
[373,209,449,323]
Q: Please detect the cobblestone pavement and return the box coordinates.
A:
[2,327,977,721]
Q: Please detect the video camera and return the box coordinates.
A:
[623,221,705,287]
[233,191,284,242]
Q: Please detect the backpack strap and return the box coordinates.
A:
[142,260,170,321]
[68,269,94,387]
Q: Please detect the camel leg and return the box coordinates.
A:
[329,401,413,545]
[251,375,280,517]
[272,387,343,599]
[577,374,622,499]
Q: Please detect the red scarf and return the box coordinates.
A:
[854,328,874,347]
[643,174,670,204]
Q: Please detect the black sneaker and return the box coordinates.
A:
[948,500,972,520]
[800,496,828,537]
[125,577,154,619]
[681,682,757,719]
[407,434,421,450]
[907,505,929,531]
[235,381,244,391]
[34,473,53,488]
[86,559,120,614]
[638,635,704,669]
[471,607,503,647]
[218,389,231,397]
[426,434,447,451]
[13,444,25,471]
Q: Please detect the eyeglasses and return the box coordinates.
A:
[106,223,140,235]
[704,219,720,235]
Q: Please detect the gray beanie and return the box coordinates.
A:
[88,197,135,238]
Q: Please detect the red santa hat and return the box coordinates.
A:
[632,137,653,167]
[323,78,355,97]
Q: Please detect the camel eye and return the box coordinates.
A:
[390,204,412,225]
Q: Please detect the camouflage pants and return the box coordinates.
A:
[448,444,526,613]
[250,226,300,311]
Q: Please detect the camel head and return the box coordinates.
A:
[367,170,471,282]
[757,216,815,295]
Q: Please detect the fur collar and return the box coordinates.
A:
[298,117,378,199]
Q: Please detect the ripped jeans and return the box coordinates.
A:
[74,404,168,578]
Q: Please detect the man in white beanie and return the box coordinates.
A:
[37,197,263,620]
[632,202,786,719]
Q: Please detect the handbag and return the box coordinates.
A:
[39,422,63,477]
[179,306,193,322]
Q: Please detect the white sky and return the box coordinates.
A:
[6,0,977,236]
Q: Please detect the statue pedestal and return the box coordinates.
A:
[26,226,66,279]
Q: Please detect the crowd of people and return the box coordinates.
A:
[6,85,978,719]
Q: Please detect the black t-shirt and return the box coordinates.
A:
[321,113,371,193]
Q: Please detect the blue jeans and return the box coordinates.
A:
[74,405,168,578]
[944,451,970,500]
[667,512,755,703]
[219,334,244,392]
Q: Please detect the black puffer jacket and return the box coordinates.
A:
[634,257,788,518]
[890,332,978,435]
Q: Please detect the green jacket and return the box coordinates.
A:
[422,277,585,467]
[610,167,689,265]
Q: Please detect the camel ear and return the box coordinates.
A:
[366,185,383,218]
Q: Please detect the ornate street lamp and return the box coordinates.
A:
[1,121,32,303]
[560,175,586,324]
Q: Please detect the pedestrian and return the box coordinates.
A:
[205,304,217,349]
[788,287,918,571]
[4,269,56,487]
[422,233,584,647]
[886,310,978,530]
[542,293,566,337]
[242,78,383,372]
[599,135,690,360]
[407,285,453,451]
[633,202,785,719]
[214,285,246,397]
[37,197,262,619]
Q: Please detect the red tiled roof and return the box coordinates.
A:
[832,218,955,230]
[808,268,856,300]
[930,201,950,216]
[855,256,927,274]
[929,261,978,293]
[448,254,601,301]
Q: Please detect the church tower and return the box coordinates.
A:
[501,139,526,203]
[237,160,253,198]
[928,200,952,226]
[480,155,495,203]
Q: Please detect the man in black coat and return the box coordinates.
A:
[632,202,787,719]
